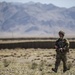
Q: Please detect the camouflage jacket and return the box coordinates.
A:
[55,38,69,53]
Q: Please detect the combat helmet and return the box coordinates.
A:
[59,31,65,36]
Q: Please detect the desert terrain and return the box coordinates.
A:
[0,48,75,75]
[0,38,75,75]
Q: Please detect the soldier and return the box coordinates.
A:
[52,31,70,73]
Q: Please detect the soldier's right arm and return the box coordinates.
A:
[55,39,59,49]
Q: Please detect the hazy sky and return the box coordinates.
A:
[0,0,75,8]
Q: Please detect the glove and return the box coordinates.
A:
[59,48,63,52]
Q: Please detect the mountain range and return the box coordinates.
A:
[0,2,75,37]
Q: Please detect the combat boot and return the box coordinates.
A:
[63,68,70,73]
[52,68,57,73]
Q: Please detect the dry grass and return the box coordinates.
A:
[0,48,75,75]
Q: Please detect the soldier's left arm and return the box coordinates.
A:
[64,39,70,52]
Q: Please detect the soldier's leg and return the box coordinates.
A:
[55,56,61,71]
[52,54,61,72]
[62,55,67,72]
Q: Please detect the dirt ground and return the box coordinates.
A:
[0,48,75,75]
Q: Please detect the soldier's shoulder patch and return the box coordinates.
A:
[64,38,69,44]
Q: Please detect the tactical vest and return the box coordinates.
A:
[56,38,66,48]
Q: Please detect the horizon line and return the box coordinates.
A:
[0,1,75,8]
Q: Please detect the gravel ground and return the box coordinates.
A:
[0,48,75,75]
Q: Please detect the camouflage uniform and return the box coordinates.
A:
[54,38,69,72]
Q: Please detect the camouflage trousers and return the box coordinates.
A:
[54,52,67,71]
